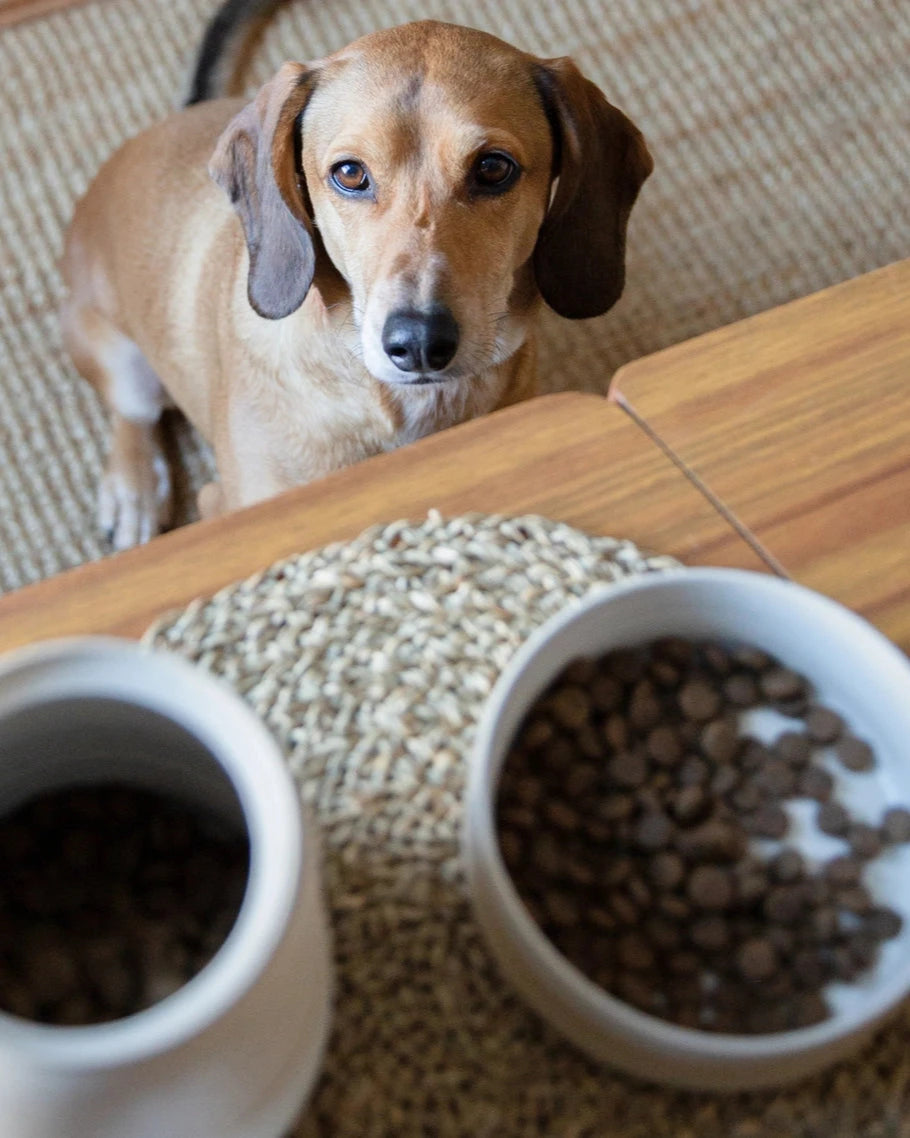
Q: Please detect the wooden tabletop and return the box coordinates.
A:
[611,258,910,652]
[0,394,765,652]
[0,259,906,654]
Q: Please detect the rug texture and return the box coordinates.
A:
[144,512,910,1138]
[1,0,908,591]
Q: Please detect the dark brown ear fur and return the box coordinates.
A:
[532,58,653,320]
[209,62,318,320]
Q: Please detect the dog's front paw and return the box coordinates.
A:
[98,451,172,551]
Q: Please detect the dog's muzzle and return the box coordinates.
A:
[381,307,460,376]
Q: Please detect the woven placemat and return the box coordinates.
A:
[143,513,910,1138]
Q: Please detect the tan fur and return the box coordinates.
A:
[62,21,651,549]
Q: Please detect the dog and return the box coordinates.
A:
[61,3,652,550]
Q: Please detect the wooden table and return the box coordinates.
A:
[611,258,910,651]
[0,259,906,653]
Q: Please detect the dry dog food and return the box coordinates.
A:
[496,638,908,1034]
[0,784,249,1026]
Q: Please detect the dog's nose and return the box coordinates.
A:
[381,308,459,373]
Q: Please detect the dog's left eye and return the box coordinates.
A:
[472,151,520,194]
[331,161,371,195]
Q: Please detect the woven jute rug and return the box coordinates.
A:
[144,513,910,1138]
[1,0,909,592]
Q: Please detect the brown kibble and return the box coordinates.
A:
[770,849,804,883]
[597,793,636,823]
[730,781,764,812]
[865,906,903,940]
[652,637,694,666]
[676,818,746,861]
[836,735,875,772]
[543,890,581,927]
[649,659,682,688]
[690,915,730,951]
[678,679,723,722]
[792,992,829,1028]
[520,716,555,750]
[700,719,741,765]
[702,643,733,675]
[565,764,599,797]
[736,937,779,982]
[541,735,576,772]
[590,673,623,713]
[737,739,772,772]
[760,667,807,703]
[764,884,806,924]
[670,785,710,826]
[546,685,591,731]
[796,766,834,802]
[837,886,873,915]
[658,893,691,921]
[560,657,598,685]
[646,725,683,766]
[881,807,910,844]
[722,672,760,707]
[745,804,789,839]
[607,750,649,788]
[773,731,812,767]
[848,823,882,860]
[498,829,523,869]
[603,714,629,753]
[543,800,579,832]
[817,801,850,837]
[805,705,844,744]
[605,647,648,683]
[609,891,641,925]
[648,850,685,891]
[617,932,656,971]
[629,681,662,732]
[824,855,862,887]
[687,865,734,910]
[677,754,711,787]
[752,758,797,797]
[633,810,674,851]
[711,765,740,797]
[615,972,658,1011]
[733,646,774,671]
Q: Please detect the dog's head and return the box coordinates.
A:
[210,21,652,386]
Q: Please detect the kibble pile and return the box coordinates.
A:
[0,785,249,1025]
[498,638,909,1034]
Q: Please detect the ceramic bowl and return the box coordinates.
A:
[463,568,910,1090]
[0,638,332,1138]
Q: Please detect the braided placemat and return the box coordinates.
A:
[143,513,910,1138]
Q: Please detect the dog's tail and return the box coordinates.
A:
[184,0,288,106]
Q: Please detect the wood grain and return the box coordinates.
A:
[0,0,93,29]
[0,394,765,652]
[612,260,910,651]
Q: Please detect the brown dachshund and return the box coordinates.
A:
[62,18,652,549]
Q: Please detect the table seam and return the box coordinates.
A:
[609,390,791,578]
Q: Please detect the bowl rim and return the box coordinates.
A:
[0,636,304,1069]
[466,567,910,1060]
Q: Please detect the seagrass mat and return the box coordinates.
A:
[2,0,909,591]
[143,512,910,1138]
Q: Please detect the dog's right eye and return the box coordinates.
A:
[330,161,371,195]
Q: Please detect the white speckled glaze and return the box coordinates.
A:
[0,638,332,1138]
[464,569,910,1091]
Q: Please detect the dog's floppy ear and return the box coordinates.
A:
[209,62,319,320]
[532,58,653,320]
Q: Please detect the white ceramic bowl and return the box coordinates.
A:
[0,638,333,1138]
[464,568,910,1091]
